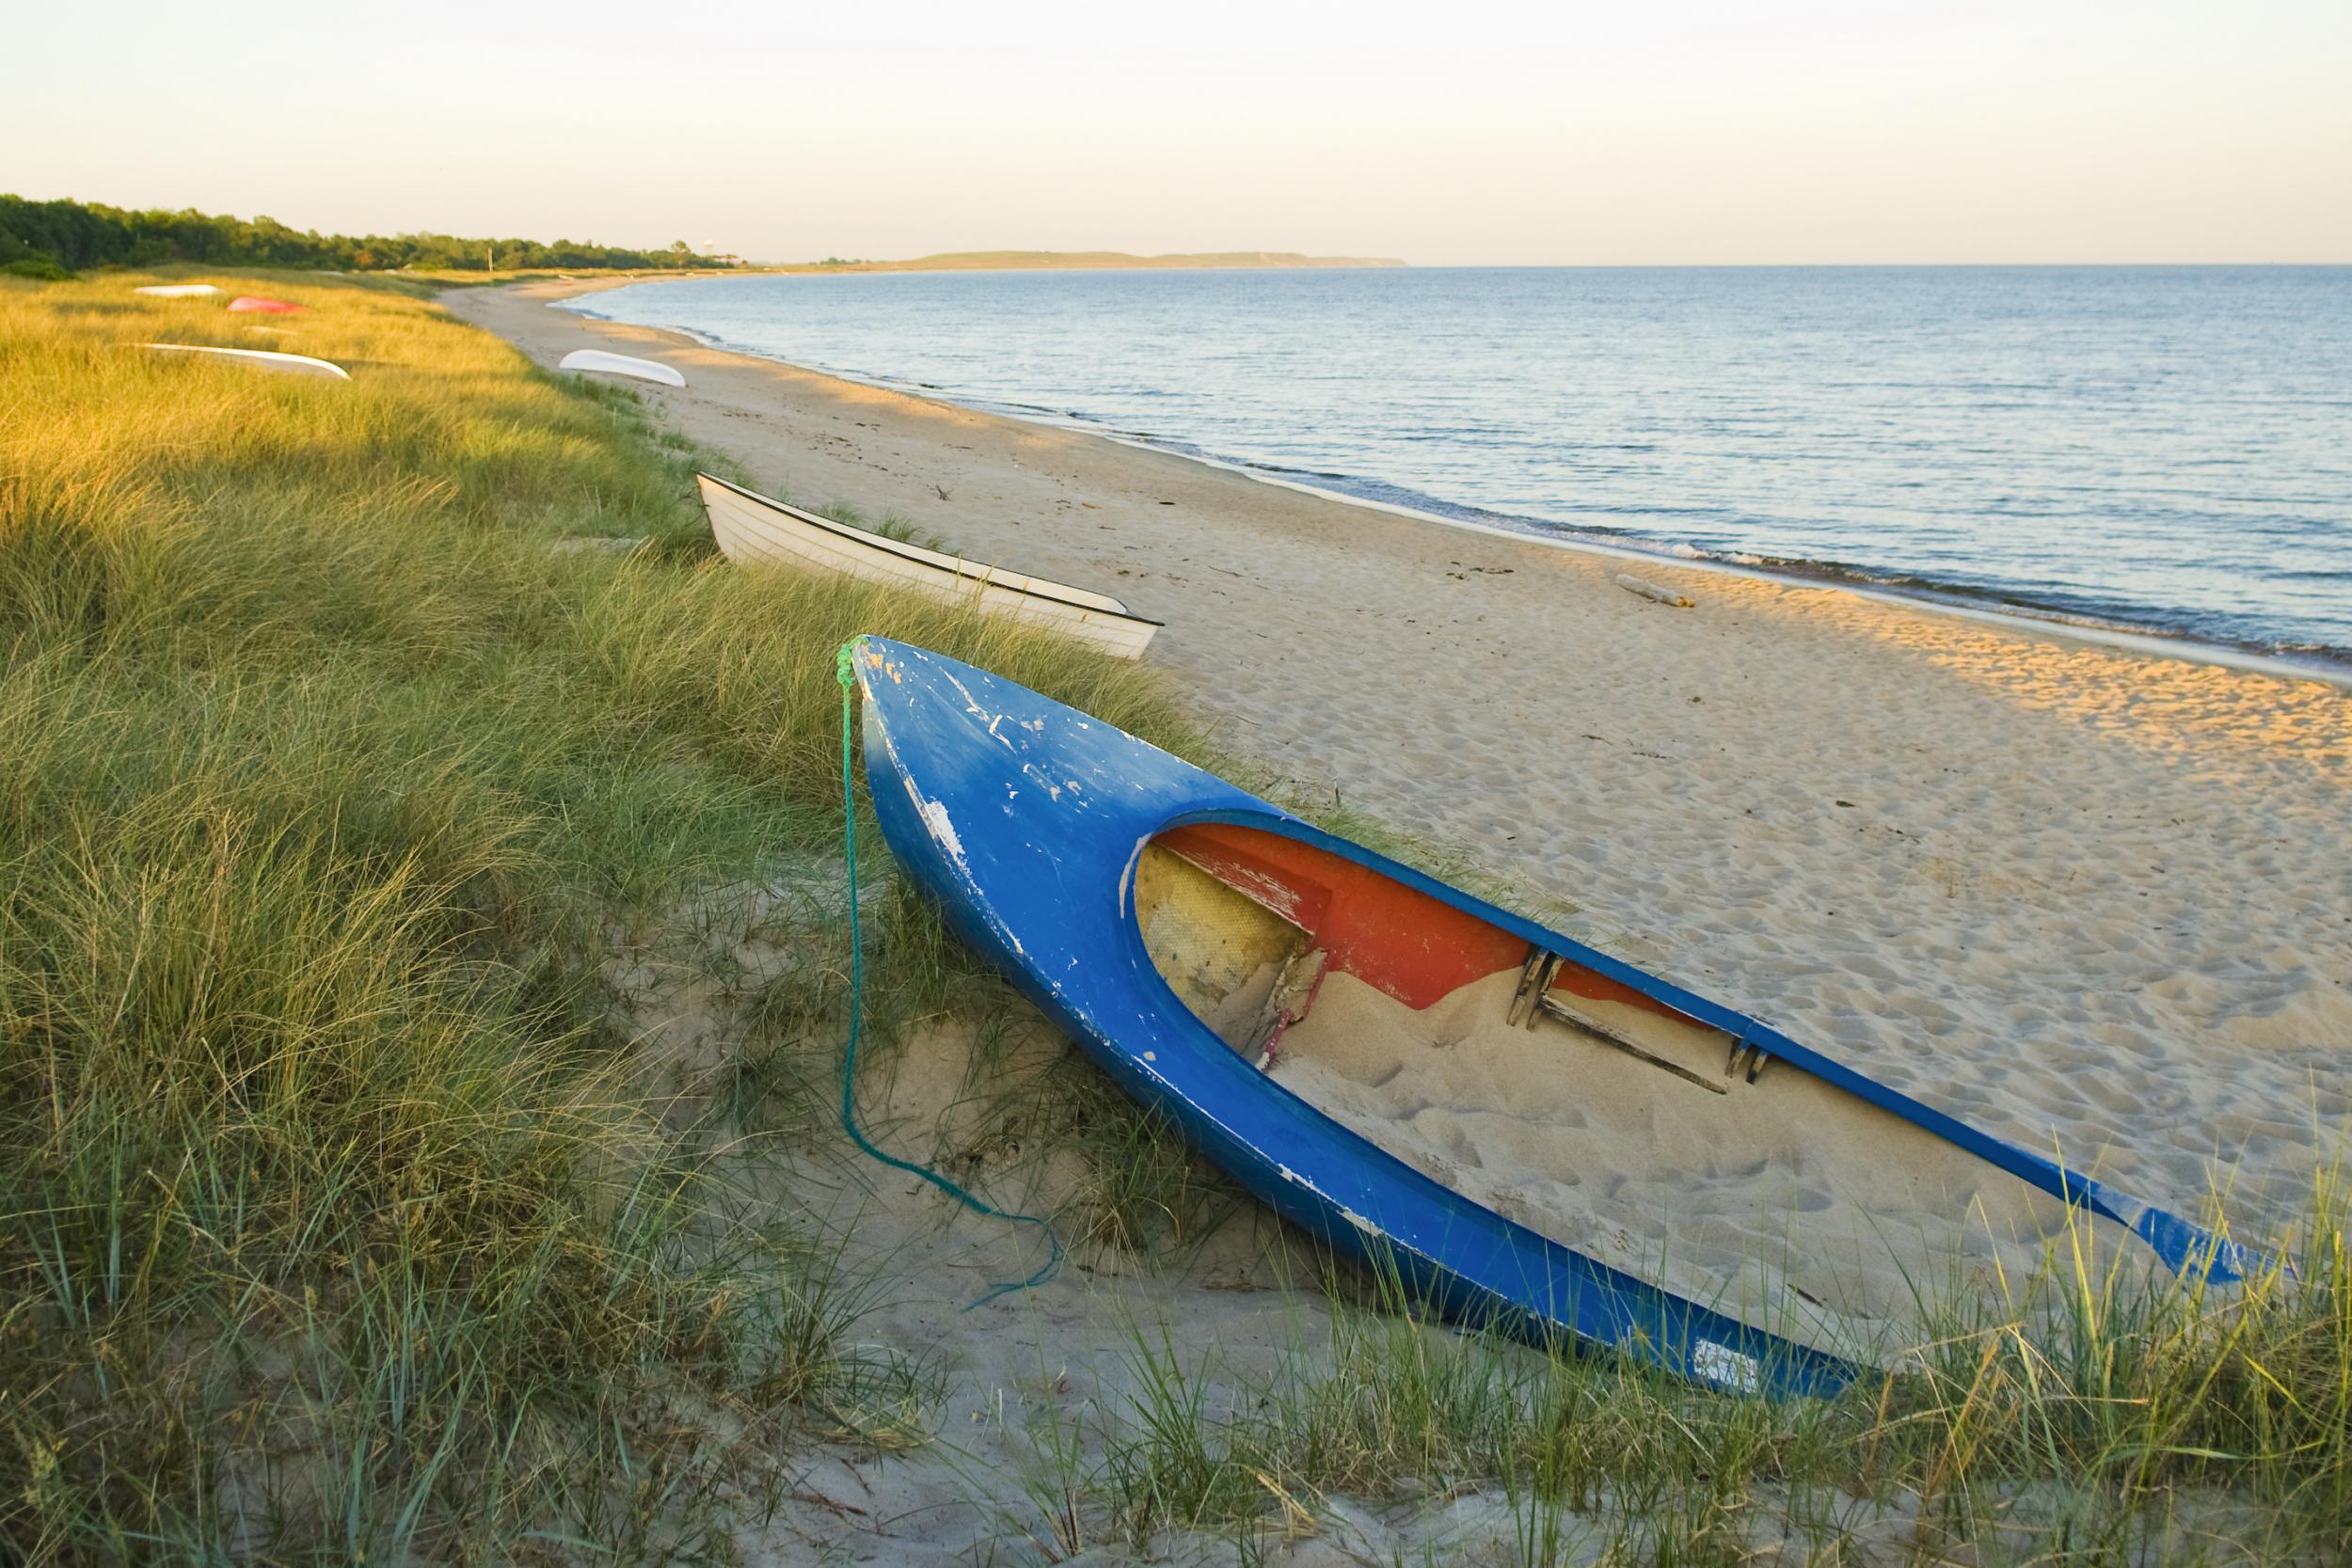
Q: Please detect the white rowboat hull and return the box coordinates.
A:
[139,343,350,379]
[697,473,1159,660]
[558,349,686,388]
[135,284,222,298]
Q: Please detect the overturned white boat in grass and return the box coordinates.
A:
[558,348,685,388]
[134,283,221,298]
[696,472,1161,660]
[138,343,349,380]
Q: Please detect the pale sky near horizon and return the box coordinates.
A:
[8,0,2348,265]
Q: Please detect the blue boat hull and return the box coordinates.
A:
[850,637,2241,1400]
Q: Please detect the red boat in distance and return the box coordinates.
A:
[227,296,302,314]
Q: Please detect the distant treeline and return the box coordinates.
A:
[0,195,728,277]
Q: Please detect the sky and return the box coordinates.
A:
[8,0,2349,265]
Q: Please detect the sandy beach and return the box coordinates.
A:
[452,277,2349,1212]
[431,277,2352,1564]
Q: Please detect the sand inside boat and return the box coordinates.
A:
[1135,831,2144,1358]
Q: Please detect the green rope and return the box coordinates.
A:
[834,639,1061,1308]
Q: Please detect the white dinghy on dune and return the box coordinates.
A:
[558,349,686,388]
[139,343,350,380]
[696,472,1161,659]
[134,283,222,298]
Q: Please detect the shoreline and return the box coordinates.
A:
[550,276,2352,684]
[442,277,2350,1226]
[1113,428,2352,689]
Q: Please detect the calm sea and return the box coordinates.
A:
[564,266,2352,665]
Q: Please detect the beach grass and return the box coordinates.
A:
[0,268,1196,1560]
[992,1204,2347,1565]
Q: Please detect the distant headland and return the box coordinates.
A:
[778,250,1409,273]
[0,198,1408,279]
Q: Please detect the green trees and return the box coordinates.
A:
[0,195,724,275]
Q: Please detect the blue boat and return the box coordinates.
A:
[850,637,2244,1399]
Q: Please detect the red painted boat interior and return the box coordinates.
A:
[1157,821,1680,1020]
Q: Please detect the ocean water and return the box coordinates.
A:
[564,266,2352,664]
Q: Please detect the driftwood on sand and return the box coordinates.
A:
[1614,572,1694,608]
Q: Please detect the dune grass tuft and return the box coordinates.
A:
[1000,1212,2350,1564]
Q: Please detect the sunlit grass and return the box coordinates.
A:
[974,1207,2348,1564]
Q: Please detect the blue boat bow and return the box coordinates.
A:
[850,636,2245,1400]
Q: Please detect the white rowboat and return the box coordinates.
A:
[135,284,221,298]
[696,473,1160,660]
[139,343,350,380]
[558,349,686,388]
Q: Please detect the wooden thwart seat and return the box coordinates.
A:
[1508,945,1770,1096]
